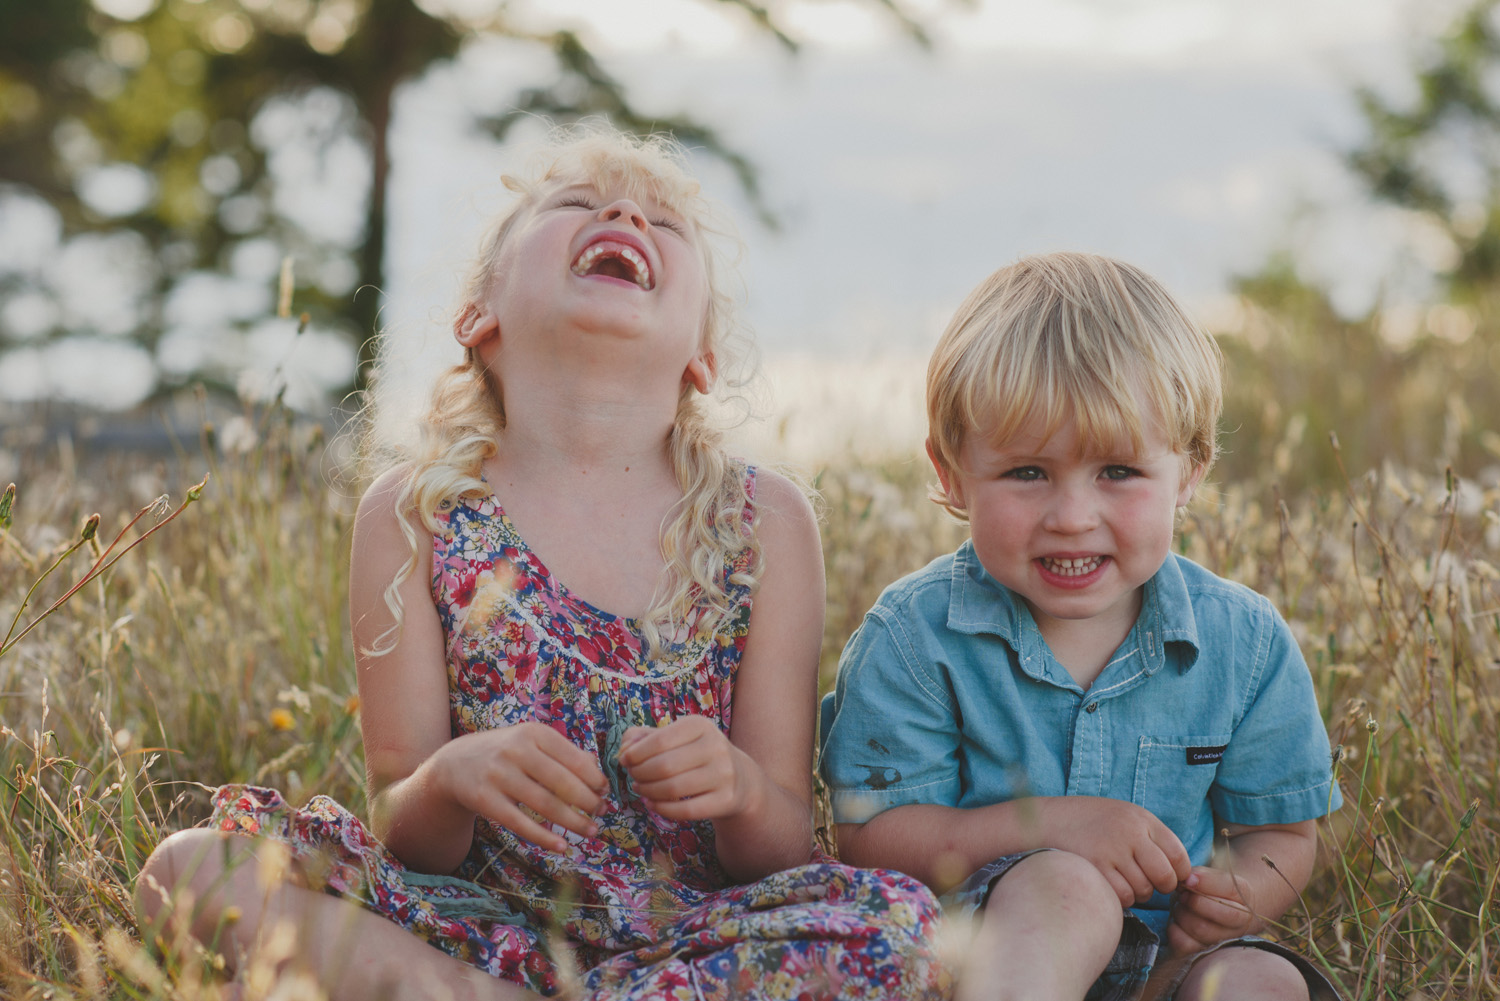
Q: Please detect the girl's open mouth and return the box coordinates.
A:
[570,239,654,290]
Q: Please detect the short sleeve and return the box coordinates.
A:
[819,609,963,823]
[1210,601,1343,825]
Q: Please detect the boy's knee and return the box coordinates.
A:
[990,850,1122,934]
[1177,945,1311,1001]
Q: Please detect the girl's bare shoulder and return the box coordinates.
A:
[749,466,821,566]
[354,463,414,520]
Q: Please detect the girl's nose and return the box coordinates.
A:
[598,199,648,231]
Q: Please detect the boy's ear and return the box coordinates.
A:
[926,438,965,510]
[1177,459,1209,507]
[454,302,499,349]
[683,350,716,395]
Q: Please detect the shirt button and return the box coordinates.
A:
[1085,702,1099,713]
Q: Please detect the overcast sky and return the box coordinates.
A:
[382,0,1443,373]
[0,0,1462,417]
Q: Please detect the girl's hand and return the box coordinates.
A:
[1166,865,1257,953]
[1037,796,1192,908]
[436,722,609,853]
[617,717,759,822]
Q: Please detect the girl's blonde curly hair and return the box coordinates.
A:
[367,123,759,660]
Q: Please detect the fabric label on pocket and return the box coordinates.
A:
[1185,745,1228,765]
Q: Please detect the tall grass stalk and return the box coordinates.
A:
[1,399,1497,998]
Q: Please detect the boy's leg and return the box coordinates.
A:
[1175,946,1308,1001]
[1153,941,1342,1001]
[955,849,1123,1001]
[137,828,539,1001]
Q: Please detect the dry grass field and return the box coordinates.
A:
[2,305,1498,997]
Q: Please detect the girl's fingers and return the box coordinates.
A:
[617,718,716,767]
[630,761,724,804]
[490,776,598,839]
[643,792,721,821]
[523,748,607,815]
[530,726,610,790]
[621,740,712,785]
[486,799,570,852]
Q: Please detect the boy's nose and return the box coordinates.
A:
[598,199,648,231]
[1043,485,1100,534]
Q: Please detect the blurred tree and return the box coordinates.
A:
[1345,0,1500,302]
[0,0,937,405]
[1215,0,1500,486]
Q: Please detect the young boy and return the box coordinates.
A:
[819,253,1343,1001]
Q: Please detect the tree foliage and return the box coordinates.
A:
[1345,0,1500,301]
[0,0,932,405]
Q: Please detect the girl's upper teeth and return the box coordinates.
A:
[571,242,653,289]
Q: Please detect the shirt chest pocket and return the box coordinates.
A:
[1131,733,1232,853]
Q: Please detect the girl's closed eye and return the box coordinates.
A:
[556,195,596,210]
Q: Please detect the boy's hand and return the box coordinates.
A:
[618,717,761,822]
[1166,865,1257,953]
[1037,797,1192,907]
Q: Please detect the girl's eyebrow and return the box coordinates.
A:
[548,182,597,199]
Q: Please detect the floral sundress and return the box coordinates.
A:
[211,466,948,999]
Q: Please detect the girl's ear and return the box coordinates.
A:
[454,302,499,348]
[1177,458,1209,508]
[683,350,716,395]
[926,438,965,510]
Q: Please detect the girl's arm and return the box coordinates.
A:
[351,470,606,874]
[620,471,824,882]
[838,796,1191,904]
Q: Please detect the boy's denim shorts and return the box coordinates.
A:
[940,851,1344,1001]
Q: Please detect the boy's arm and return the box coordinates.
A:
[840,795,1191,906]
[1166,819,1316,953]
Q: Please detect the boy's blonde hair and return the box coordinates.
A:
[371,123,758,658]
[926,251,1222,519]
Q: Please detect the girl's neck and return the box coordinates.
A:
[497,373,679,478]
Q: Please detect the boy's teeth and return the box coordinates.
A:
[1041,556,1104,576]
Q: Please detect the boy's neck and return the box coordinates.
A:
[1028,588,1144,691]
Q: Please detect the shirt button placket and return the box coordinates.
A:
[1068,697,1105,796]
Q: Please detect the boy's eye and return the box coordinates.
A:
[1101,465,1142,481]
[1001,466,1044,481]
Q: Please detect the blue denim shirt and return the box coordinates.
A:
[820,543,1342,934]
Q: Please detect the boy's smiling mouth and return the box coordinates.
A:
[570,237,655,290]
[1037,555,1108,581]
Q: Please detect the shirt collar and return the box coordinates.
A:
[946,541,1202,674]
